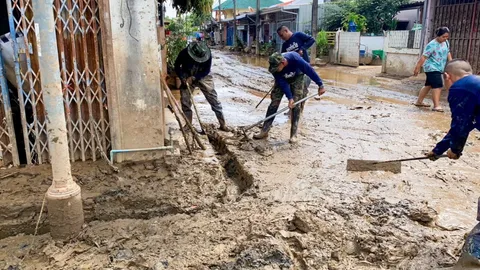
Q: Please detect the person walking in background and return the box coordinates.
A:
[413,27,453,112]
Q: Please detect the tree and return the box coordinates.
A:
[356,0,408,33]
[167,0,214,16]
[322,0,406,34]
[323,1,356,31]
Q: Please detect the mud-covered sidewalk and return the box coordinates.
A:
[1,50,480,269]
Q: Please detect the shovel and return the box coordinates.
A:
[346,154,448,174]
[241,92,319,139]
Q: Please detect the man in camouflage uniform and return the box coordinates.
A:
[254,52,325,143]
[174,41,229,131]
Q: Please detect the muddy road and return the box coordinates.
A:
[1,50,480,269]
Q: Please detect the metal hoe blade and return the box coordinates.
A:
[346,159,402,174]
[346,155,448,174]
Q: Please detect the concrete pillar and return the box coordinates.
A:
[102,0,165,162]
[310,0,319,65]
[255,0,260,55]
[32,0,84,240]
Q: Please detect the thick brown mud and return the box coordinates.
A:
[1,50,479,269]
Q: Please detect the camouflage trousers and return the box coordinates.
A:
[261,74,309,138]
[180,75,226,126]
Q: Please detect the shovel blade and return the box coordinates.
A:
[346,159,402,174]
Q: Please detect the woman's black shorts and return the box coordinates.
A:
[425,71,444,89]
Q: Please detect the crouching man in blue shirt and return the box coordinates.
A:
[426,59,480,159]
[426,59,480,269]
[253,52,326,143]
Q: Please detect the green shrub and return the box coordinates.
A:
[316,30,329,57]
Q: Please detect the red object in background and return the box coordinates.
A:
[165,30,171,36]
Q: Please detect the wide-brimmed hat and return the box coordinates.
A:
[268,52,284,74]
[187,42,211,63]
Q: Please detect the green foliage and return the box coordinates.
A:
[169,0,214,17]
[191,12,212,27]
[259,43,276,56]
[316,30,329,57]
[322,1,356,31]
[356,0,408,33]
[235,35,245,51]
[342,12,367,32]
[322,0,406,33]
[166,16,196,72]
[389,19,398,30]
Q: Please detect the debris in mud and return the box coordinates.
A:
[291,211,314,233]
[231,97,252,104]
[371,113,391,119]
[408,205,438,226]
[211,241,293,270]
[348,106,372,110]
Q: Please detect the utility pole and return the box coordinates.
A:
[256,0,260,55]
[310,0,318,65]
[32,0,84,240]
[233,0,237,47]
[218,0,223,45]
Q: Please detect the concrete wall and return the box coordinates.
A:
[383,48,419,76]
[105,0,165,162]
[382,31,421,76]
[359,36,384,54]
[337,32,360,66]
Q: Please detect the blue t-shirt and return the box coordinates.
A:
[281,32,316,63]
[273,52,323,100]
[423,39,450,72]
[433,75,480,155]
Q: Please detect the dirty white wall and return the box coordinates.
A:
[337,32,360,67]
[382,30,421,76]
[383,49,419,76]
[107,0,165,162]
[359,36,384,54]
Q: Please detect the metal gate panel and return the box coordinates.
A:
[52,0,111,162]
[434,0,480,73]
[0,48,19,166]
[5,0,111,164]
[7,0,48,164]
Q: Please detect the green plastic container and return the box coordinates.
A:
[372,50,385,60]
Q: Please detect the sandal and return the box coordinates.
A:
[413,102,430,107]
[432,107,444,112]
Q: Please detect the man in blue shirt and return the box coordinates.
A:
[253,52,326,143]
[277,26,316,114]
[426,59,480,159]
[426,59,480,268]
[277,26,315,63]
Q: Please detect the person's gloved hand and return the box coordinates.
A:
[425,151,440,161]
[318,86,326,96]
[288,99,295,109]
[447,149,460,160]
[186,76,195,86]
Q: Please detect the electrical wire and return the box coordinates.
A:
[126,0,139,42]
[119,0,139,42]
